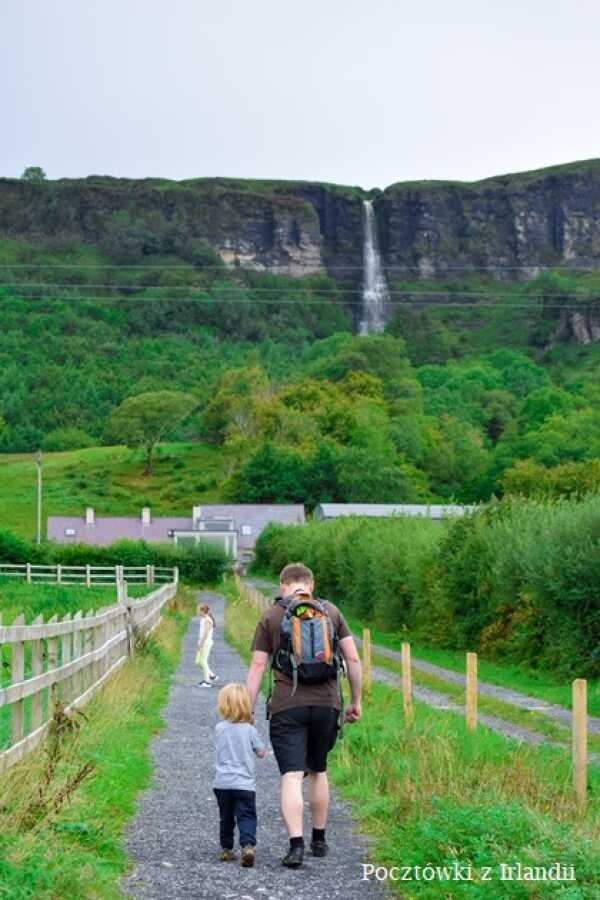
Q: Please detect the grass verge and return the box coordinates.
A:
[225,580,600,898]
[0,585,195,900]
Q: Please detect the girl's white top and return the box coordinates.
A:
[198,615,214,645]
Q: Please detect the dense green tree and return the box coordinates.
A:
[107,390,197,474]
[21,166,46,182]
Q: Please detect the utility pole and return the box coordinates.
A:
[36,449,43,545]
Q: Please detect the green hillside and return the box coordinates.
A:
[1,163,600,515]
[0,443,224,539]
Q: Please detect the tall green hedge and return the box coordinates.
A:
[0,531,228,584]
[253,496,600,677]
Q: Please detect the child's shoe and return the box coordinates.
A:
[220,849,236,861]
[198,681,212,688]
[210,673,219,681]
[240,846,255,867]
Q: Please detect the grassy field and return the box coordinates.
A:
[0,442,225,540]
[0,581,150,624]
[225,583,600,899]
[0,586,195,899]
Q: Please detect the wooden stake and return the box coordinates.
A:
[61,612,72,703]
[466,652,477,731]
[10,615,25,745]
[30,614,44,729]
[362,627,372,695]
[573,678,587,813]
[401,641,413,722]
[46,614,58,718]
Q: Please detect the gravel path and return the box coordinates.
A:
[122,593,388,900]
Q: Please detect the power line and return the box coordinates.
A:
[0,281,598,300]
[2,283,600,301]
[1,262,600,271]
[1,293,599,309]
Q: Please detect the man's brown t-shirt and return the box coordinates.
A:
[251,598,351,716]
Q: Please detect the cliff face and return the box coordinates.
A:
[0,176,363,278]
[378,161,600,278]
[2,161,600,336]
[3,162,600,278]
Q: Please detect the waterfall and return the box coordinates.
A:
[359,199,389,335]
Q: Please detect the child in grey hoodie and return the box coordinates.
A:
[213,683,266,867]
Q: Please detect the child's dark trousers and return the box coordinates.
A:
[213,788,257,848]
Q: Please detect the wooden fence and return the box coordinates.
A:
[0,579,177,773]
[0,563,177,586]
[234,575,271,611]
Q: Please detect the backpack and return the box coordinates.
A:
[269,593,344,703]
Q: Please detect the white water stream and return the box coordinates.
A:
[358,199,389,335]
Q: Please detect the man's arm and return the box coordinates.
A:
[246,650,269,711]
[339,635,362,722]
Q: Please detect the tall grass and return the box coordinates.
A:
[332,682,600,898]
[0,587,195,899]
[224,586,600,898]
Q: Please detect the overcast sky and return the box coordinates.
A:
[2,0,600,188]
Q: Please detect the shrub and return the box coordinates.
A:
[252,496,600,677]
[41,428,95,452]
[0,532,228,586]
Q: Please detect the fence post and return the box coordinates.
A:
[56,564,62,585]
[173,566,179,585]
[10,614,25,746]
[146,564,152,586]
[83,612,94,693]
[30,614,44,729]
[401,641,413,722]
[47,614,58,717]
[362,628,372,695]
[72,610,82,702]
[26,562,32,584]
[61,612,72,703]
[573,678,587,813]
[93,608,102,682]
[466,652,478,731]
[86,564,91,587]
[120,581,135,657]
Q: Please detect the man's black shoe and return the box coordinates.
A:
[282,845,304,868]
[310,839,329,857]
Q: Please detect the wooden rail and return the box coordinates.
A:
[0,563,177,586]
[0,579,177,773]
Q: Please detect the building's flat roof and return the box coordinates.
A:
[315,503,475,519]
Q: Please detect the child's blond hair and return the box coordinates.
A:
[217,683,253,723]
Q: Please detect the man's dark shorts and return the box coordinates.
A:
[269,706,339,774]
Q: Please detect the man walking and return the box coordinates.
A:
[246,562,362,868]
